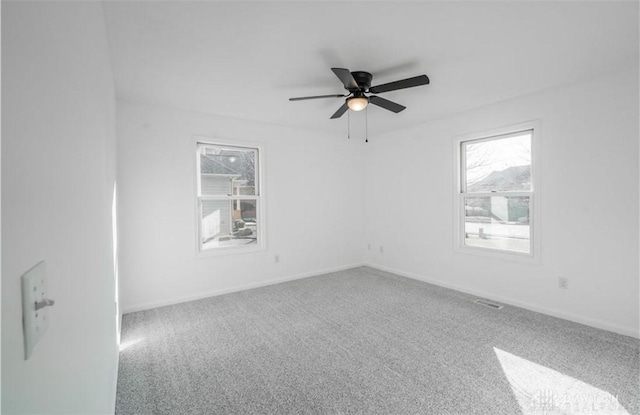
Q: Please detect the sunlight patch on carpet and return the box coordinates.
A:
[494,347,629,415]
[119,338,143,352]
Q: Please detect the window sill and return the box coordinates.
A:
[196,242,266,259]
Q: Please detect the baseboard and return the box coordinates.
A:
[366,263,640,339]
[121,262,367,314]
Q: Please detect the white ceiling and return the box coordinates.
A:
[103,1,638,136]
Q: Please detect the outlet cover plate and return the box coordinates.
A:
[559,277,569,289]
[21,261,50,359]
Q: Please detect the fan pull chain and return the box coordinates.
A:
[365,106,369,143]
[347,109,351,139]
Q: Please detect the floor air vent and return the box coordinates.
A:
[474,299,503,309]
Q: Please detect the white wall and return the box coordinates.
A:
[1,2,119,413]
[116,101,365,312]
[364,68,639,338]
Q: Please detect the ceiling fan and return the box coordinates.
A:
[289,68,430,119]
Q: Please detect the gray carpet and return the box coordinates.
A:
[116,267,639,414]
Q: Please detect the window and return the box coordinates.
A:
[196,142,262,253]
[458,128,535,257]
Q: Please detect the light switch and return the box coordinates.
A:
[21,261,54,359]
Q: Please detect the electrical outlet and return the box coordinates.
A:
[21,261,55,359]
[558,277,569,289]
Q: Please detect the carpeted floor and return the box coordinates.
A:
[116,267,639,414]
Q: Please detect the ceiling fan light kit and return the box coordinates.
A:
[347,92,369,111]
[289,67,430,141]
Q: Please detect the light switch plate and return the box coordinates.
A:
[21,261,50,359]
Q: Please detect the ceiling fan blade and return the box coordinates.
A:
[331,68,358,90]
[330,102,349,119]
[369,96,406,113]
[369,75,430,94]
[289,94,346,101]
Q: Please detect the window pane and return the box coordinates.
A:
[201,199,258,249]
[199,145,258,196]
[464,131,531,193]
[464,196,530,254]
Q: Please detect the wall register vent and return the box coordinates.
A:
[474,299,503,309]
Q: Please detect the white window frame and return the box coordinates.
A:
[453,121,540,263]
[195,138,266,257]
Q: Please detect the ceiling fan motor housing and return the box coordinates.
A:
[350,71,373,91]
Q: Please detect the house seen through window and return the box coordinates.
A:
[197,143,261,252]
[460,129,534,255]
